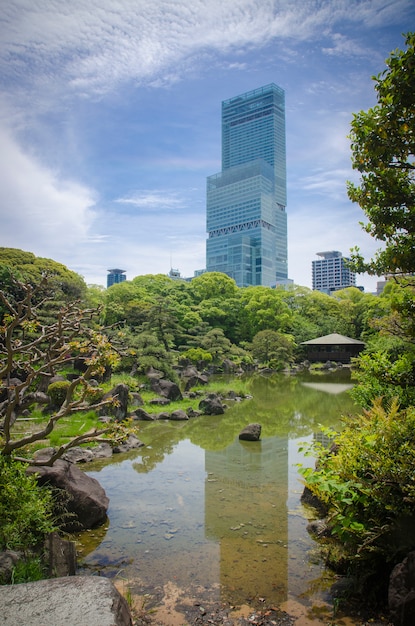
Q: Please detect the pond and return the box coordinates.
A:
[75,370,359,622]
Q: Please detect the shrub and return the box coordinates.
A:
[47,380,71,407]
[299,399,415,590]
[0,456,55,551]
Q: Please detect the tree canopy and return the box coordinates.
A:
[347,32,415,277]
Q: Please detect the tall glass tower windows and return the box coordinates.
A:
[206,84,287,287]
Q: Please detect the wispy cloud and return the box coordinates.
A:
[116,190,187,211]
[0,0,412,291]
[1,0,408,103]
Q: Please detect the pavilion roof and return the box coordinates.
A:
[301,333,365,346]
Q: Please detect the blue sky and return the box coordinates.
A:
[0,0,412,292]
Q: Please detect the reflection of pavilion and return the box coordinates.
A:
[204,435,289,604]
[301,382,353,395]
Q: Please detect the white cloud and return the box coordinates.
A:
[0,125,100,256]
[2,0,410,103]
[0,0,411,292]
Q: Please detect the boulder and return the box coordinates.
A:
[389,551,415,626]
[222,358,237,373]
[151,378,183,401]
[306,519,331,538]
[112,434,145,454]
[146,366,164,380]
[239,423,262,441]
[101,383,130,421]
[149,397,171,406]
[170,409,189,421]
[27,460,109,531]
[0,576,132,626]
[130,392,144,406]
[0,550,20,584]
[199,393,225,415]
[132,407,157,421]
[184,374,209,391]
[157,411,171,420]
[300,486,329,517]
[62,447,95,463]
[90,442,114,459]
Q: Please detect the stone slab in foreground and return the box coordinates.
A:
[0,576,132,626]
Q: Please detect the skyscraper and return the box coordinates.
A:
[206,84,287,287]
[107,268,126,288]
[312,251,356,294]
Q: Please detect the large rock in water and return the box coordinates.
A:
[239,423,262,441]
[27,460,109,531]
[0,576,132,626]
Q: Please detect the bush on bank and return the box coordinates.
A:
[299,398,415,596]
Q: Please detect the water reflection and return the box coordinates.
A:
[205,436,289,604]
[75,371,359,609]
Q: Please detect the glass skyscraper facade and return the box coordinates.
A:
[206,84,287,287]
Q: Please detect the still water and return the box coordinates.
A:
[75,370,358,614]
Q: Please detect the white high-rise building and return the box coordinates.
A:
[312,251,356,294]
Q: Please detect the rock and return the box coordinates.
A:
[33,447,56,463]
[112,434,145,454]
[90,443,113,459]
[157,411,171,420]
[389,550,415,626]
[132,407,157,421]
[300,486,329,516]
[186,407,201,418]
[199,393,225,415]
[101,383,130,421]
[149,396,171,405]
[151,378,183,401]
[184,374,209,391]
[146,366,164,380]
[239,423,261,441]
[306,519,331,538]
[27,460,109,531]
[0,550,20,584]
[130,392,144,406]
[0,576,132,626]
[44,532,77,577]
[170,409,189,421]
[222,358,237,373]
[181,365,199,379]
[62,447,94,463]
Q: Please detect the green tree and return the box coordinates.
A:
[240,286,292,340]
[188,272,238,303]
[347,32,415,277]
[0,247,86,308]
[0,278,123,464]
[250,329,295,368]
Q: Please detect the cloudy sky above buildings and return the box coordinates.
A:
[0,0,412,291]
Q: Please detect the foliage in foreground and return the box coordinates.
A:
[0,455,55,551]
[347,31,415,278]
[299,399,415,590]
[0,277,126,464]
